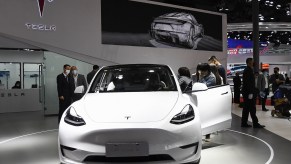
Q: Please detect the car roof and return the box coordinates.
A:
[103,64,169,69]
[159,12,197,23]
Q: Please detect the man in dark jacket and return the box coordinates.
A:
[233,72,241,103]
[57,64,73,123]
[241,58,265,128]
[87,65,99,84]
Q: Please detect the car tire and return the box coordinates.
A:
[187,27,195,49]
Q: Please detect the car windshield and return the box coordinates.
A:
[89,65,177,93]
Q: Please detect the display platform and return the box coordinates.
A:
[0,128,273,164]
[0,112,291,164]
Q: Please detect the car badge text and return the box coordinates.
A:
[125,116,131,120]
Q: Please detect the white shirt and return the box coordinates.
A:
[73,74,78,88]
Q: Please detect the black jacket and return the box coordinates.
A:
[242,66,255,96]
[57,73,73,99]
[87,70,97,84]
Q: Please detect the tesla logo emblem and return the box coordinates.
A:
[125,116,131,120]
[37,0,54,17]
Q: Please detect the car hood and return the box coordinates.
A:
[83,92,179,123]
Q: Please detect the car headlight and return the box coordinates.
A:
[64,107,86,126]
[170,105,195,124]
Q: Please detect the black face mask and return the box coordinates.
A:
[274,70,278,74]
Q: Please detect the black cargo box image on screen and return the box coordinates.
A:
[101,0,223,51]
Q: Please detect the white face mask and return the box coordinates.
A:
[73,70,78,75]
[65,69,70,75]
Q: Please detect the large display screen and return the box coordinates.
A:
[101,0,223,51]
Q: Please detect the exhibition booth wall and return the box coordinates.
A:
[0,50,93,114]
[0,0,227,73]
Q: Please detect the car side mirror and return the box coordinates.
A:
[74,85,84,94]
[192,83,208,92]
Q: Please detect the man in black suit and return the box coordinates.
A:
[57,64,72,123]
[87,65,99,84]
[241,58,265,128]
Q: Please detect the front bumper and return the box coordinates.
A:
[59,120,201,164]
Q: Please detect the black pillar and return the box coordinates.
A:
[252,0,259,73]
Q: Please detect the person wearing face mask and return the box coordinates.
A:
[269,67,285,94]
[70,66,88,102]
[57,64,73,123]
[197,63,216,87]
[241,58,265,128]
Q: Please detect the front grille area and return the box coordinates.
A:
[83,154,174,162]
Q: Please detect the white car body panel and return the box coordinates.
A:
[59,64,231,164]
[84,92,179,123]
[191,85,232,135]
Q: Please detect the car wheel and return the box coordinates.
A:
[187,27,195,48]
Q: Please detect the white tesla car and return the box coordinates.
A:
[59,64,232,164]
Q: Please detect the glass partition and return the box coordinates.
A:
[23,63,42,89]
[0,62,21,89]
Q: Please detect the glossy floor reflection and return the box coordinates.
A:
[0,104,291,164]
[0,129,271,164]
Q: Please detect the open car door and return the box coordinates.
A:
[191,83,232,135]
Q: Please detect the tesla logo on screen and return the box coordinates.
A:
[37,0,54,17]
[125,116,131,120]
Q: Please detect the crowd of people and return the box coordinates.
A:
[232,58,290,128]
[177,56,227,93]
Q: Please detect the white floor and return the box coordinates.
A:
[232,103,291,141]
